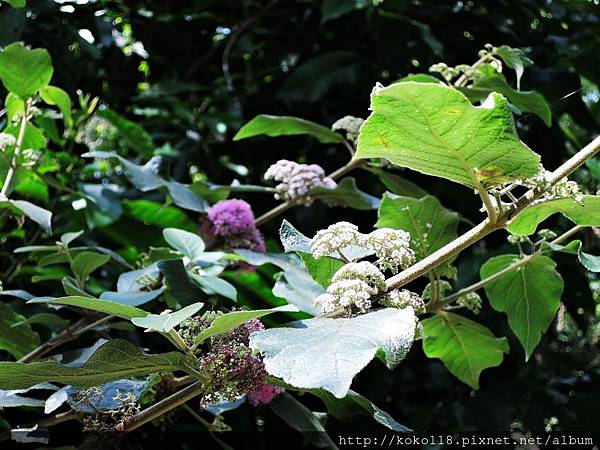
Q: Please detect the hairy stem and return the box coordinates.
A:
[120,381,205,432]
[440,225,583,306]
[1,103,30,197]
[384,134,600,293]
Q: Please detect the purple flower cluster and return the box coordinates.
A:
[205,199,265,252]
[180,312,283,406]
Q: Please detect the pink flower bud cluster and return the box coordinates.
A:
[264,160,336,205]
[205,199,265,252]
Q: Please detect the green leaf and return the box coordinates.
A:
[321,0,371,22]
[368,167,428,197]
[125,200,195,231]
[234,114,346,144]
[190,274,237,301]
[422,312,509,389]
[29,296,148,320]
[578,251,600,272]
[97,109,154,156]
[61,230,84,246]
[4,200,52,234]
[298,253,344,288]
[162,228,205,260]
[480,254,563,359]
[100,289,164,307]
[0,339,192,390]
[131,302,203,332]
[278,51,366,102]
[193,305,298,346]
[250,308,417,398]
[12,313,69,329]
[495,45,533,91]
[542,240,600,273]
[5,0,26,8]
[0,42,53,98]
[397,73,443,84]
[4,122,46,150]
[304,388,411,432]
[355,82,541,188]
[5,92,24,120]
[83,152,208,212]
[40,85,72,127]
[269,392,336,448]
[468,65,551,126]
[376,194,458,262]
[311,177,380,210]
[71,251,110,283]
[157,259,206,304]
[507,195,600,236]
[0,302,40,359]
[236,250,324,315]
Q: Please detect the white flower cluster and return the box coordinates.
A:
[316,262,384,315]
[310,222,415,273]
[380,289,426,315]
[264,159,336,205]
[311,221,360,259]
[520,167,584,205]
[0,133,16,150]
[457,292,482,315]
[331,116,364,142]
[365,228,415,273]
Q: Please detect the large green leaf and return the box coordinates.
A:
[355,82,540,188]
[250,308,417,398]
[234,114,345,144]
[468,65,551,126]
[376,194,458,261]
[0,339,192,390]
[193,305,298,346]
[131,302,203,332]
[321,0,371,22]
[162,228,205,260]
[0,42,53,98]
[0,302,40,359]
[29,296,148,320]
[422,312,508,389]
[507,196,600,236]
[480,254,563,359]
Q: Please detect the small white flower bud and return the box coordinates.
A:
[365,228,415,273]
[381,289,425,315]
[0,133,16,150]
[331,116,364,142]
[310,221,362,259]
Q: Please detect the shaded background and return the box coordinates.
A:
[1,0,600,447]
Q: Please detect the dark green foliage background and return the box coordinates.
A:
[1,0,599,445]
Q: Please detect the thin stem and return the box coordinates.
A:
[182,404,217,431]
[477,185,498,223]
[120,381,205,432]
[453,52,495,88]
[440,225,583,306]
[1,103,30,197]
[17,317,90,363]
